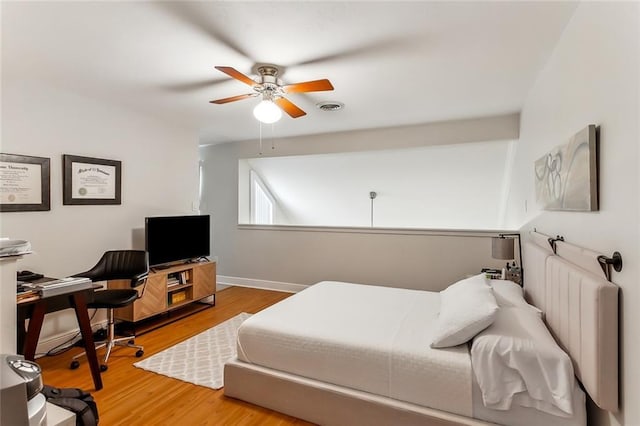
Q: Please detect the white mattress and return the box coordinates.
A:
[237,281,473,417]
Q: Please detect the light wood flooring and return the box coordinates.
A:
[36,286,314,425]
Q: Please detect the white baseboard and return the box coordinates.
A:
[35,320,107,358]
[217,275,307,294]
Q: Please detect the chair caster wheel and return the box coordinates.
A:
[70,360,80,370]
[128,340,134,345]
[135,350,144,357]
[99,364,108,372]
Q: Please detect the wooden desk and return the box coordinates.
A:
[17,283,103,391]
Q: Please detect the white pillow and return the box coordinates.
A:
[431,274,498,348]
[471,307,575,417]
[489,279,543,316]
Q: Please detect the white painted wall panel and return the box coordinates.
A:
[504,3,639,425]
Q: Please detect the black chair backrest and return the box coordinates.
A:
[75,250,149,287]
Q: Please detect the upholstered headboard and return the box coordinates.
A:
[524,232,619,412]
[522,232,554,312]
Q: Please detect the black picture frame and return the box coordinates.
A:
[0,153,51,212]
[63,155,122,205]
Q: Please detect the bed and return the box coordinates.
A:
[224,231,619,426]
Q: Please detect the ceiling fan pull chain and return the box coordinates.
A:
[271,123,275,150]
[258,121,263,156]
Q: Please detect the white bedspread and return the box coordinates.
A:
[237,281,473,417]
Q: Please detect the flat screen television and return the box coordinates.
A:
[145,215,210,267]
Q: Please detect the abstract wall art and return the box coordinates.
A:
[534,125,598,211]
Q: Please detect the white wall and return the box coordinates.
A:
[201,114,520,291]
[0,79,199,347]
[504,3,639,425]
[242,140,514,229]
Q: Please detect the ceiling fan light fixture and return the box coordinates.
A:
[253,99,282,124]
[212,65,334,121]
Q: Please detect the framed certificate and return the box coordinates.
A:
[63,155,121,205]
[0,153,51,212]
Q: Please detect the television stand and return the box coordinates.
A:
[110,261,216,327]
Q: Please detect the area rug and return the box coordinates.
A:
[133,312,251,389]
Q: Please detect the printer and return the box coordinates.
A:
[0,354,47,426]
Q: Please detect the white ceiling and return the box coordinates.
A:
[2,1,578,145]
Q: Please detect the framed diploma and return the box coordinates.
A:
[63,155,121,205]
[0,153,51,212]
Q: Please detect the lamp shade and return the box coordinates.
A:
[253,100,282,124]
[492,237,515,260]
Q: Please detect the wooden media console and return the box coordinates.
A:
[109,260,216,333]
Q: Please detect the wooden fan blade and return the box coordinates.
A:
[274,97,306,118]
[282,79,334,94]
[210,93,257,104]
[214,66,257,87]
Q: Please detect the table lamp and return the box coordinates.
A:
[491,234,523,284]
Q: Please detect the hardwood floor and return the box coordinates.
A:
[36,286,314,425]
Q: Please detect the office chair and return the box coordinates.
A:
[69,250,148,372]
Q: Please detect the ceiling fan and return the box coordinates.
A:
[210,65,334,123]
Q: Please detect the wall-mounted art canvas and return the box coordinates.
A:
[534,125,598,211]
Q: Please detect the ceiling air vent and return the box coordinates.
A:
[316,101,344,112]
